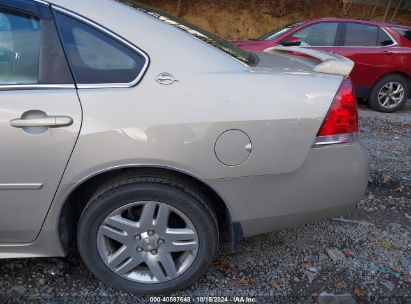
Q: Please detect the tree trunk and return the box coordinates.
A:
[343,0,354,16]
[299,0,311,16]
[251,0,258,17]
[383,0,393,21]
[232,0,241,12]
[279,0,287,17]
[177,0,182,16]
[391,0,403,21]
[370,0,380,18]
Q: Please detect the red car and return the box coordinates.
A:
[234,18,411,112]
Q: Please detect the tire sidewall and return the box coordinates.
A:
[77,183,218,295]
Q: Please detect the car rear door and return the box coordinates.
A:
[0,0,82,243]
[336,22,400,93]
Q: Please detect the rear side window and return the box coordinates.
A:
[344,23,378,46]
[392,27,411,42]
[0,9,40,84]
[292,22,338,46]
[54,12,148,86]
[377,28,394,46]
[344,23,395,46]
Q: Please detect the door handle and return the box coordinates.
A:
[382,51,393,55]
[10,116,73,128]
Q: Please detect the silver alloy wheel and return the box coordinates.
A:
[378,81,405,109]
[97,201,199,283]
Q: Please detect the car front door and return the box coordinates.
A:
[0,0,82,243]
[336,22,400,95]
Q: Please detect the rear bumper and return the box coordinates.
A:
[208,142,369,237]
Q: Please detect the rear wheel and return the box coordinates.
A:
[77,174,218,294]
[369,74,409,113]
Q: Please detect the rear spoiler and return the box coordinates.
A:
[264,46,354,77]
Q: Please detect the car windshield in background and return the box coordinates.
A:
[258,21,304,40]
[391,27,411,42]
[118,1,256,66]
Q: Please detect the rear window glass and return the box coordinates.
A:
[377,28,394,46]
[392,27,411,42]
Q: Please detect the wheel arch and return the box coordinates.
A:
[58,165,242,254]
[371,71,411,91]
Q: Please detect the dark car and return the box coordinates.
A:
[234,18,411,112]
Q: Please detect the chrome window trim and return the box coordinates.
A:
[52,6,150,90]
[0,84,76,91]
[33,0,50,5]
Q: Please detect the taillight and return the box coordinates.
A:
[315,79,358,146]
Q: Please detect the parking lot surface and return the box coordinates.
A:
[0,102,410,304]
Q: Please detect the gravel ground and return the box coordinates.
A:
[0,102,410,304]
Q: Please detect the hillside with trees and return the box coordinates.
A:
[134,0,411,40]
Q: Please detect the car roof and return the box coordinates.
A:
[304,17,410,29]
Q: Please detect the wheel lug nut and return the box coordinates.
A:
[151,249,158,255]
[135,234,141,240]
[137,247,143,252]
[148,230,155,236]
[158,239,165,244]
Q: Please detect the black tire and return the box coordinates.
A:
[77,173,218,295]
[368,74,410,113]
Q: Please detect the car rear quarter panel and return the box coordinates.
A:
[44,0,345,241]
[46,0,343,181]
[386,27,411,80]
[336,46,403,87]
[53,71,341,234]
[61,73,341,177]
